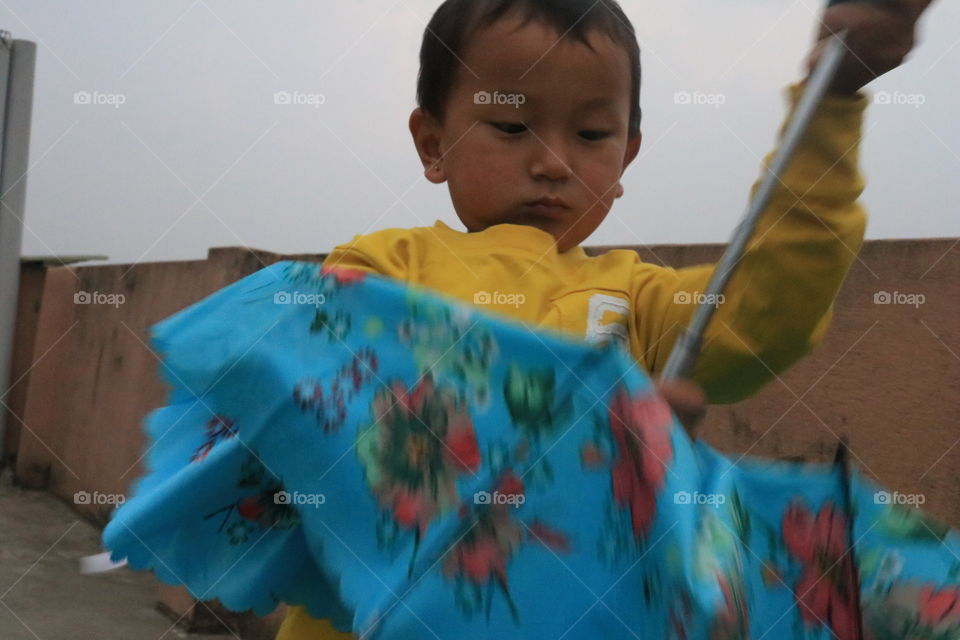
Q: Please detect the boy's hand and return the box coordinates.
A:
[655,379,707,438]
[806,0,934,96]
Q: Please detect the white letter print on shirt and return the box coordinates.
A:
[586,294,630,350]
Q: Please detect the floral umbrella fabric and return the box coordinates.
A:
[102,261,960,640]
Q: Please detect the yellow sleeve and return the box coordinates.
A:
[636,82,869,404]
[275,605,354,640]
[321,227,419,280]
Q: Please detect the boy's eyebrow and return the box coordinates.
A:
[579,96,614,108]
[576,96,621,115]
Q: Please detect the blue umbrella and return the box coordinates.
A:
[97,261,960,639]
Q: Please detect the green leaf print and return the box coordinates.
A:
[879,503,949,542]
[502,364,573,439]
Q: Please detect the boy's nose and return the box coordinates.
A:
[529,136,573,182]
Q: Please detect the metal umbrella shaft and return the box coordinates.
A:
[659,30,851,381]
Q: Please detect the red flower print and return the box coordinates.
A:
[443,474,523,619]
[237,495,265,521]
[203,484,301,545]
[580,442,606,469]
[295,349,377,433]
[526,520,571,553]
[495,470,524,498]
[709,573,749,639]
[442,470,571,622]
[359,376,481,535]
[608,388,674,539]
[782,500,861,640]
[392,489,428,530]
[445,423,482,471]
[918,585,960,627]
[321,264,366,285]
[862,581,960,636]
[190,414,237,463]
[456,536,510,583]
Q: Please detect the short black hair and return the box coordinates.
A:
[416,0,642,137]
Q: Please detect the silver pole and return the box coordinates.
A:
[660,31,850,381]
[0,34,37,463]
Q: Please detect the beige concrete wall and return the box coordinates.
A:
[2,263,46,466]
[602,239,959,528]
[6,239,958,638]
[13,248,323,509]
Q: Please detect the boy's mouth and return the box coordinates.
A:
[524,197,569,216]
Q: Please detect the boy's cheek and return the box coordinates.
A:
[581,165,625,199]
[474,132,514,157]
[466,158,515,189]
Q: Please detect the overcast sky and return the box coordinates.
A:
[3,0,958,266]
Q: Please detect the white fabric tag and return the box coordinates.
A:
[79,551,127,574]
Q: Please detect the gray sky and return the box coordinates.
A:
[3,0,958,266]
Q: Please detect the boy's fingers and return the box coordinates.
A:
[888,0,935,22]
[806,3,919,95]
[655,379,707,437]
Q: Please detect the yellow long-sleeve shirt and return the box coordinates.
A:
[275,83,868,639]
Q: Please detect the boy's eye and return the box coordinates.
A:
[490,122,527,134]
[489,122,609,140]
[579,130,610,141]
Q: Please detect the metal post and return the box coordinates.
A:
[0,32,37,463]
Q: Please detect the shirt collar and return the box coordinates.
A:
[432,220,588,261]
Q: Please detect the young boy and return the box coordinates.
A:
[277,0,932,637]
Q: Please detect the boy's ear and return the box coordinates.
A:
[409,107,446,184]
[615,132,642,199]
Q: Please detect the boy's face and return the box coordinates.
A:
[410,12,641,252]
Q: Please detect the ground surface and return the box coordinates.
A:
[0,478,231,640]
